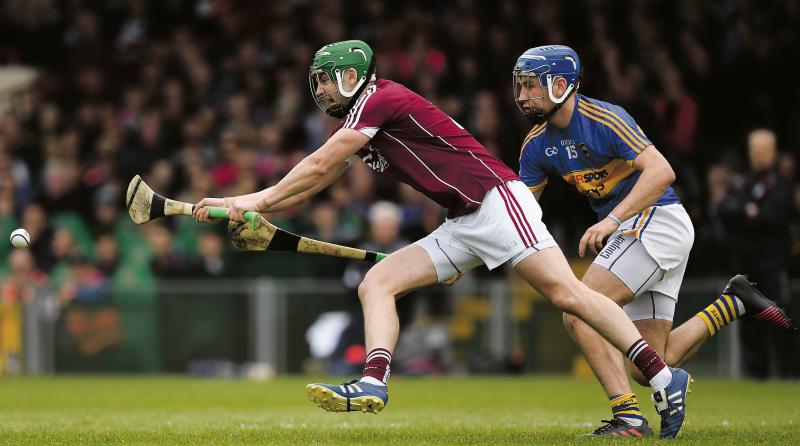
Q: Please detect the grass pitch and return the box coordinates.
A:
[1,376,798,445]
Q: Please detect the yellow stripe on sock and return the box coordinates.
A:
[723,294,739,320]
[697,312,717,335]
[609,392,643,420]
[608,393,636,406]
[706,305,726,330]
[719,297,734,323]
[609,393,641,419]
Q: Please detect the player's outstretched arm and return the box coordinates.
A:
[255,128,368,213]
[259,155,359,213]
[193,128,369,223]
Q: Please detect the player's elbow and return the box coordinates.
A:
[662,164,676,187]
[651,148,676,186]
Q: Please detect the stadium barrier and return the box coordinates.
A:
[17,278,797,377]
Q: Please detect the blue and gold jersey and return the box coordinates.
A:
[519,94,680,219]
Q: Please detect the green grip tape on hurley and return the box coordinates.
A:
[205,206,260,230]
[376,253,388,263]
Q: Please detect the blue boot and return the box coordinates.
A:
[306,379,388,413]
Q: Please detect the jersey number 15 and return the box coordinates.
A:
[547,145,578,159]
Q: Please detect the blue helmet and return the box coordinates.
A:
[513,45,581,123]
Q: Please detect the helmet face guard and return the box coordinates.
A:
[309,65,347,118]
[513,71,548,124]
[309,40,376,119]
[512,46,581,124]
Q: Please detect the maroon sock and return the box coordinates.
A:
[362,348,391,384]
[626,338,666,381]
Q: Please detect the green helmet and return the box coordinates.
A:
[309,40,376,118]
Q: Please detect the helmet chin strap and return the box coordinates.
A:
[526,76,578,124]
[545,74,575,103]
[335,70,367,98]
[325,57,376,119]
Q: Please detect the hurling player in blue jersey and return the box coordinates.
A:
[513,45,794,439]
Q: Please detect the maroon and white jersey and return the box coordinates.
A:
[334,79,519,218]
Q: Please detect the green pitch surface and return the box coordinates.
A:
[1,376,799,445]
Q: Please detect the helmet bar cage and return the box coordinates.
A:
[308,49,376,119]
[512,62,579,123]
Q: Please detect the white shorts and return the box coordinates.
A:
[594,203,694,321]
[415,180,558,282]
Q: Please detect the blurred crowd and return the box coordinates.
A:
[1,0,799,313]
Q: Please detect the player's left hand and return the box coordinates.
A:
[579,218,619,257]
[193,197,225,223]
[221,195,263,223]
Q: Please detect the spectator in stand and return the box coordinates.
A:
[197,230,228,278]
[343,201,408,290]
[57,253,109,305]
[94,232,119,278]
[1,250,47,375]
[145,222,197,278]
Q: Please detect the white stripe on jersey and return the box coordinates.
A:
[345,85,377,129]
[343,85,372,128]
[384,131,482,205]
[343,88,370,128]
[349,85,377,128]
[408,114,503,181]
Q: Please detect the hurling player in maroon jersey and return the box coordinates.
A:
[194,40,684,416]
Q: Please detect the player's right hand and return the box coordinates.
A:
[578,218,618,257]
[193,197,226,223]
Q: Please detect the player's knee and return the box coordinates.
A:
[358,270,395,302]
[551,292,579,314]
[357,276,379,303]
[664,351,680,368]
[547,282,583,314]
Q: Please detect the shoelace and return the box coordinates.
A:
[591,419,623,435]
[339,379,361,412]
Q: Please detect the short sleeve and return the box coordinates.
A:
[342,85,390,139]
[519,140,548,192]
[601,106,652,164]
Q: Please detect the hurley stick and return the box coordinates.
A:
[125,175,387,263]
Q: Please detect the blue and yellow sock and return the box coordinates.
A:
[609,393,644,426]
[696,294,746,336]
